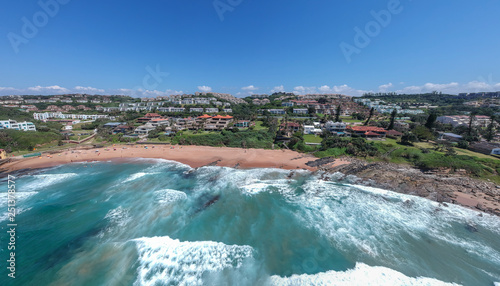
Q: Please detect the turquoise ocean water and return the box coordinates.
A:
[1,159,499,286]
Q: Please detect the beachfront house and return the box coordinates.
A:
[280,122,301,133]
[303,125,322,135]
[347,126,387,138]
[134,124,156,136]
[204,115,234,131]
[324,121,347,135]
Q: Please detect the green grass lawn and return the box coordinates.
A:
[455,148,499,160]
[254,121,267,131]
[413,142,435,149]
[303,134,322,143]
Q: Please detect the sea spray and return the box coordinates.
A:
[1,159,499,285]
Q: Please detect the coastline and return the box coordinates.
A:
[317,157,500,216]
[2,145,499,216]
[2,144,342,172]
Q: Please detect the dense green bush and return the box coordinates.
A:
[0,130,61,151]
[171,130,274,149]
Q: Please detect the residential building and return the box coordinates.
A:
[268,109,286,115]
[137,113,163,123]
[234,120,251,128]
[158,107,186,113]
[324,122,347,135]
[202,115,234,131]
[347,126,387,138]
[190,108,204,113]
[394,121,410,131]
[293,108,308,114]
[253,99,270,105]
[149,118,170,127]
[386,130,403,138]
[437,115,490,128]
[223,108,233,113]
[205,108,219,113]
[303,125,322,135]
[280,122,301,133]
[134,124,156,135]
[0,119,36,131]
[33,112,108,121]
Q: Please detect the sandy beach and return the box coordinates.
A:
[3,145,350,172]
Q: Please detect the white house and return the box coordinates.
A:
[324,121,346,134]
[303,125,322,135]
[0,119,36,131]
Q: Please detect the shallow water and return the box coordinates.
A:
[1,159,499,285]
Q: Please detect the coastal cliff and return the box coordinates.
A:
[310,157,500,216]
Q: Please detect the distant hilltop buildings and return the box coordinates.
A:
[436,115,491,128]
[354,98,426,115]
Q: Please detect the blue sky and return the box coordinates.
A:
[1,0,500,97]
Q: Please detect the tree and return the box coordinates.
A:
[335,105,342,122]
[364,107,374,126]
[307,107,316,115]
[457,140,469,149]
[485,115,496,142]
[351,112,366,120]
[388,109,397,130]
[468,112,477,137]
[400,132,418,145]
[424,112,437,129]
[413,126,434,141]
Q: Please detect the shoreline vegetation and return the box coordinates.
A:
[2,144,499,216]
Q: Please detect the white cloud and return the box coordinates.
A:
[1,80,500,98]
[197,85,212,92]
[27,85,70,94]
[293,85,369,97]
[270,85,285,93]
[396,82,460,94]
[0,85,184,97]
[378,83,393,92]
[242,85,258,91]
[74,86,105,93]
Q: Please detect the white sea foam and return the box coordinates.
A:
[104,206,131,227]
[24,173,78,191]
[269,263,461,286]
[133,236,254,286]
[0,191,38,222]
[287,179,500,271]
[154,189,187,204]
